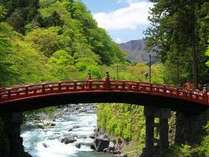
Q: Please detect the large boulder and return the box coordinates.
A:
[94,135,110,152]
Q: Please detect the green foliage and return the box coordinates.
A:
[205,45,209,67]
[96,63,166,155]
[0,0,125,86]
[195,121,209,156]
[37,0,125,65]
[1,1,209,157]
[47,50,77,80]
[0,0,40,33]
[87,28,125,65]
[25,27,60,57]
[0,22,16,85]
[0,22,49,86]
[152,64,166,84]
[97,104,145,142]
[145,1,209,156]
[146,0,209,84]
[10,35,48,84]
[167,145,193,157]
[107,63,166,84]
[0,5,6,20]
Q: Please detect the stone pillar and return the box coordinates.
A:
[0,113,31,157]
[142,107,155,157]
[159,109,170,150]
[141,107,170,157]
[145,116,154,150]
[159,118,169,149]
[9,113,24,157]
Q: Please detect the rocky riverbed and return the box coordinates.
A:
[21,104,114,157]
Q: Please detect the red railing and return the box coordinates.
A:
[0,80,208,105]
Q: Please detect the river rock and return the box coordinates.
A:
[61,136,77,144]
[75,143,81,149]
[75,142,96,150]
[95,135,110,152]
[50,123,56,127]
[42,143,48,148]
[89,133,95,139]
[73,125,80,129]
[68,125,80,132]
[68,128,73,132]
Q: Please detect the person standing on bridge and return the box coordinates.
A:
[104,72,110,89]
[183,80,193,91]
[86,72,93,89]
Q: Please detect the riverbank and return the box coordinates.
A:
[96,104,145,157]
[92,128,143,157]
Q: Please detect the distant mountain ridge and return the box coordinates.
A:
[119,39,151,63]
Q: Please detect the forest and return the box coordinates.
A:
[0,0,209,157]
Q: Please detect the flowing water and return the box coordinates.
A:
[21,105,113,157]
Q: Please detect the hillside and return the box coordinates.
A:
[119,39,157,63]
[119,39,147,62]
[0,0,126,86]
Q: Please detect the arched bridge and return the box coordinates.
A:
[0,80,209,113]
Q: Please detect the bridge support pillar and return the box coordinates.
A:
[145,116,154,151]
[0,113,31,157]
[141,106,170,157]
[175,110,209,145]
[159,113,169,156]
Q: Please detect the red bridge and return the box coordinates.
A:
[0,80,209,113]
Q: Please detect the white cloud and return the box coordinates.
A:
[115,37,123,43]
[93,2,153,31]
[116,0,149,4]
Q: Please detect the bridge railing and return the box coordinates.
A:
[0,80,208,105]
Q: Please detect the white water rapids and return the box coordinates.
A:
[21,105,112,157]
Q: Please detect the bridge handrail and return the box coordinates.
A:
[0,80,201,93]
[0,80,208,105]
[0,80,202,93]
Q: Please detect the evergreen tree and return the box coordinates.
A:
[146,0,209,86]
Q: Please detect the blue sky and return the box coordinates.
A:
[81,0,153,43]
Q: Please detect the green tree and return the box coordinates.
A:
[205,45,209,67]
[47,50,79,80]
[0,0,40,33]
[146,0,209,86]
[10,36,48,84]
[25,27,60,57]
[0,23,16,85]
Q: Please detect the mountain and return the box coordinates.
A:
[119,39,152,63]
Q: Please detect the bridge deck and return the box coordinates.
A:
[0,80,208,112]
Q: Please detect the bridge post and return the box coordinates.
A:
[141,107,170,157]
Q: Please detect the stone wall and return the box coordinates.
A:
[0,113,31,157]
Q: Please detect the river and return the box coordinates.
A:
[21,104,113,157]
